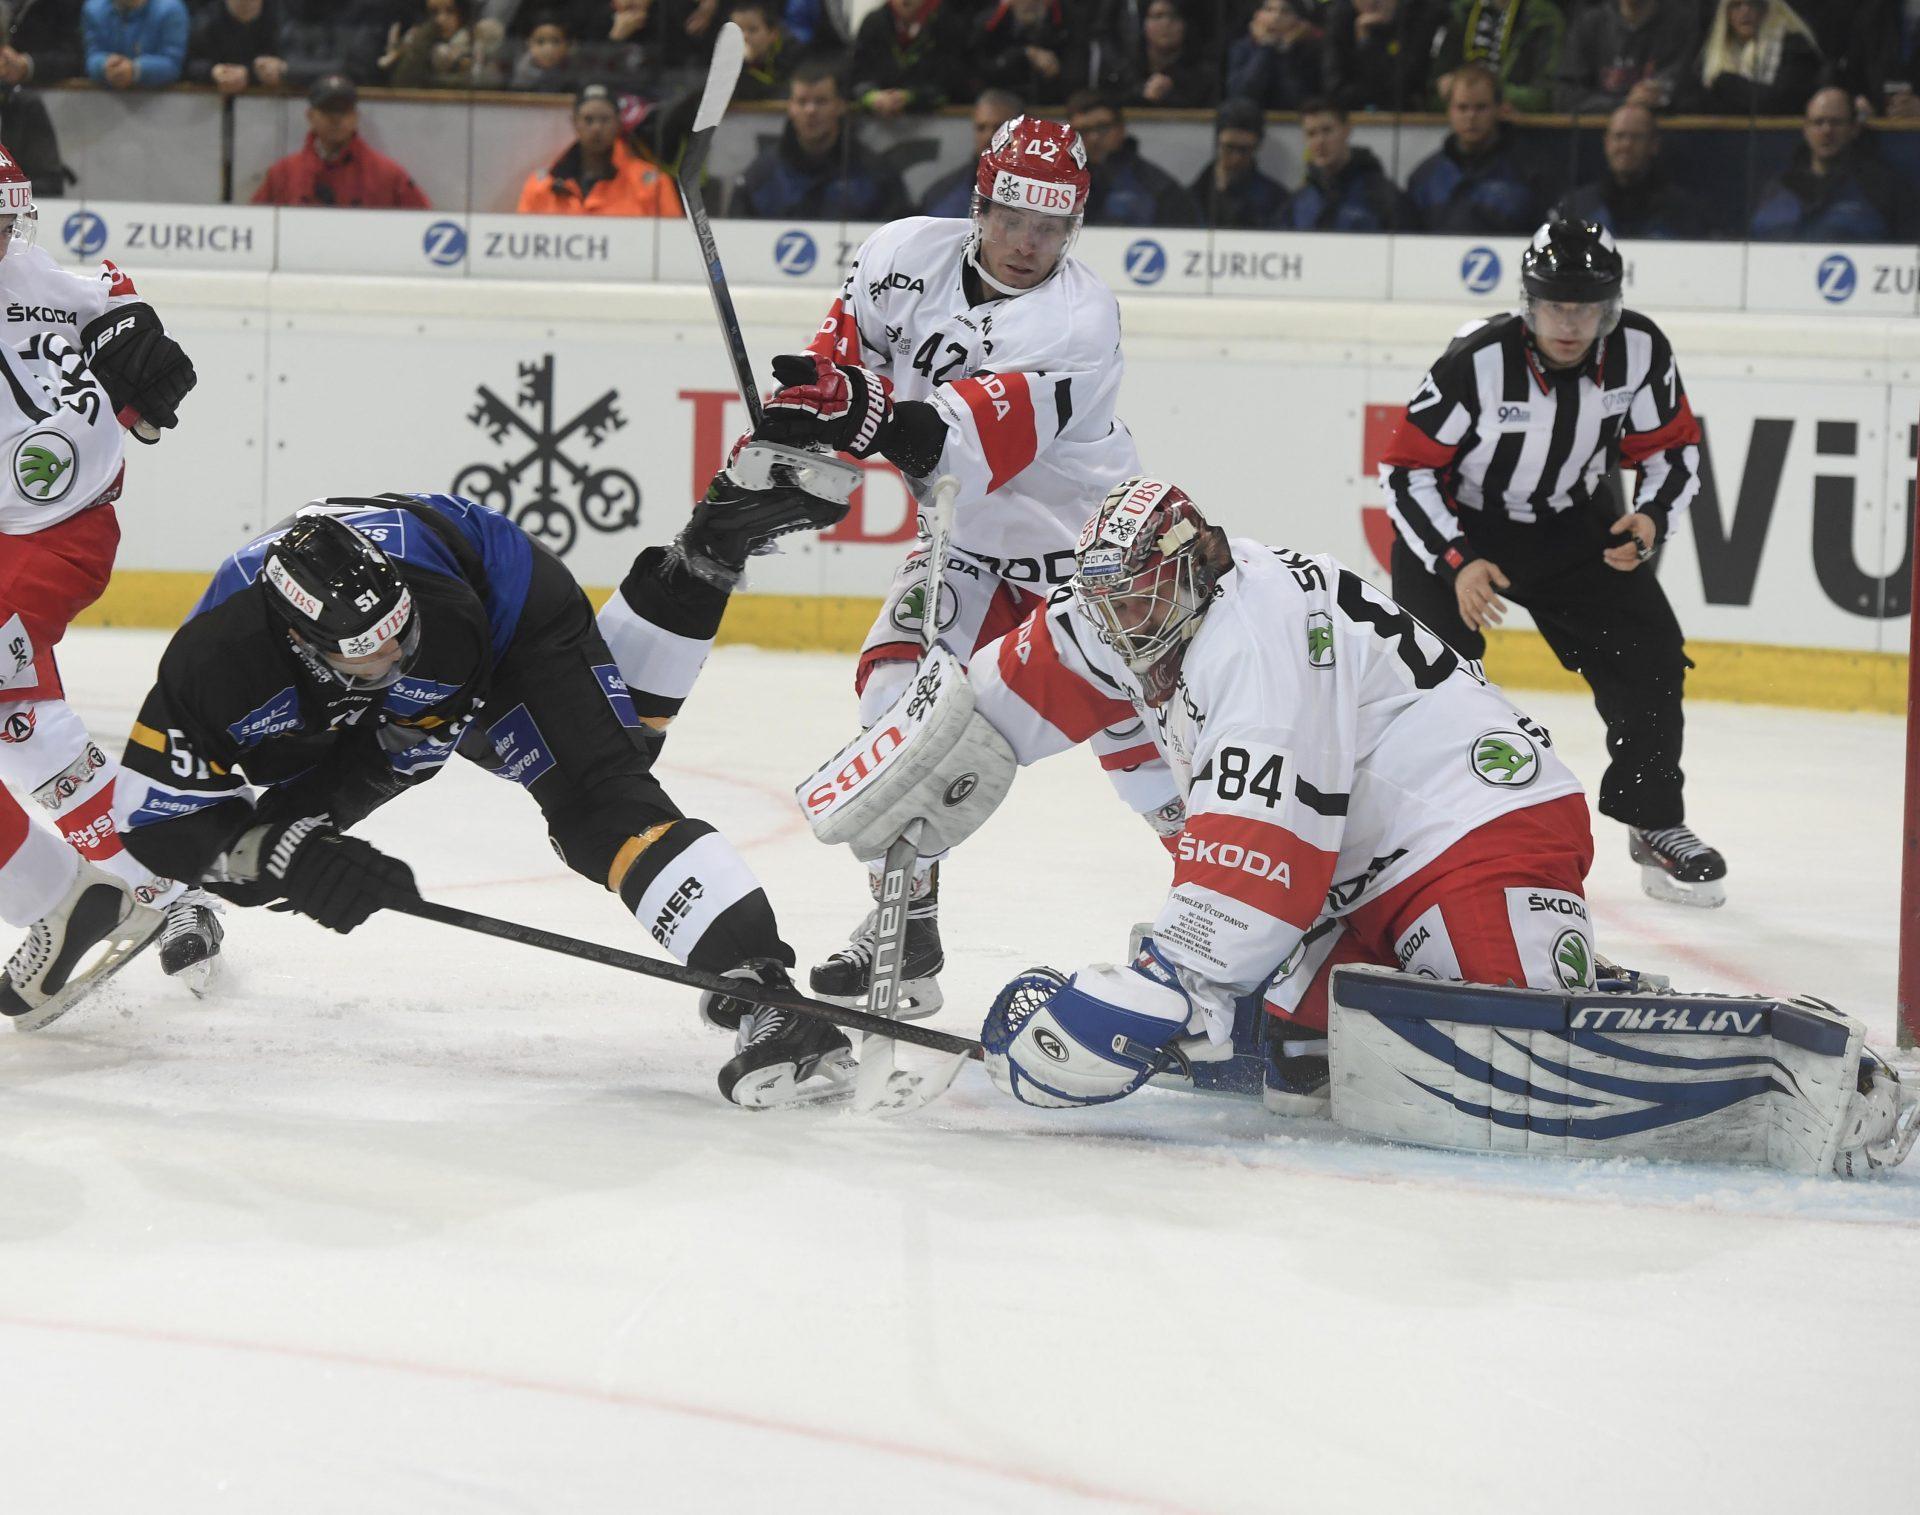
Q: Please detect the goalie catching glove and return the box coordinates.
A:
[215,814,418,933]
[81,302,197,438]
[797,645,1016,862]
[981,939,1234,1108]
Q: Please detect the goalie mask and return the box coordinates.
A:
[1519,216,1623,369]
[0,144,37,258]
[1072,478,1222,708]
[260,512,421,693]
[967,115,1089,298]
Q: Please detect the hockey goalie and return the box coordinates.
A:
[798,476,1918,1178]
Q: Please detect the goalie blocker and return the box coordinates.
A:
[1327,967,1919,1179]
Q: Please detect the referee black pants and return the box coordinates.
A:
[1390,539,1692,830]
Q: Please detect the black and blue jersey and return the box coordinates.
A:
[117,493,584,883]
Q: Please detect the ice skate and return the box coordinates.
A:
[717,961,858,1108]
[1262,1031,1331,1119]
[808,865,943,1019]
[1,860,163,1032]
[158,888,225,996]
[1628,825,1726,908]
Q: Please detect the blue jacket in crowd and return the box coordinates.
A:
[732,122,911,222]
[918,162,976,220]
[1748,143,1914,244]
[1557,169,1701,241]
[1085,136,1201,229]
[1405,126,1542,235]
[1283,146,1415,232]
[83,0,190,87]
[1188,162,1289,231]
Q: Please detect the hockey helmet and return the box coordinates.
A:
[260,512,420,692]
[0,144,37,257]
[967,116,1089,297]
[1072,478,1222,708]
[1520,216,1623,350]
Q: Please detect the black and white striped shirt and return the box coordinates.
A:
[1379,310,1702,574]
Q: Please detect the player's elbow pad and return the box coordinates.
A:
[876,399,947,479]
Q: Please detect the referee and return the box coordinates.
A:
[1378,216,1726,908]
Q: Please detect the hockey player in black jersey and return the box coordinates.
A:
[112,463,860,1106]
[1379,215,1726,908]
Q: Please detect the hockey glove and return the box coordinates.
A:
[223,815,418,933]
[81,303,197,437]
[758,353,893,459]
[981,943,1197,1108]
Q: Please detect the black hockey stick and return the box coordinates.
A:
[391,895,983,1061]
[676,21,762,432]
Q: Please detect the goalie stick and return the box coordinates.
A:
[854,476,964,1114]
[392,896,980,1112]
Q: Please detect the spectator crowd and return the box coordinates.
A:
[0,0,1911,237]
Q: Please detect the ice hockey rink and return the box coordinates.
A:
[5,628,1913,1515]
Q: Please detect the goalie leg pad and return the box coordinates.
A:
[1326,967,1898,1177]
[797,645,1016,863]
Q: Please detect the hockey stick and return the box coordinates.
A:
[672,22,858,514]
[676,21,761,433]
[853,476,963,1114]
[391,896,982,1105]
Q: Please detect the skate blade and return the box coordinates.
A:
[853,1048,969,1116]
[167,951,223,1000]
[1638,867,1726,909]
[8,907,163,1033]
[1262,1085,1332,1121]
[725,1051,859,1111]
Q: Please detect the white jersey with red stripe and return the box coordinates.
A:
[0,242,138,534]
[1,241,141,347]
[807,215,1139,581]
[970,539,1586,999]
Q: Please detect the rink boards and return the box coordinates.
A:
[67,256,1920,713]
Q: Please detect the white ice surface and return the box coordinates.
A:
[5,630,1915,1515]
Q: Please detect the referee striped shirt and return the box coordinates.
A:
[1379,310,1702,574]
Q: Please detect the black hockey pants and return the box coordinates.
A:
[1390,538,1693,830]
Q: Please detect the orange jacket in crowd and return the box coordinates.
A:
[517,138,683,217]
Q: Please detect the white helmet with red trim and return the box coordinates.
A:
[0,144,36,258]
[966,115,1089,297]
[1072,477,1224,708]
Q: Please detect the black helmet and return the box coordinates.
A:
[1520,216,1623,303]
[260,512,419,690]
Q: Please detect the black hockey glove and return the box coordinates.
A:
[80,302,197,437]
[758,353,893,458]
[226,815,418,934]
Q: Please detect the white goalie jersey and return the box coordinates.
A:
[807,216,1140,580]
[969,542,1587,996]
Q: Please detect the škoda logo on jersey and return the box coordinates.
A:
[1469,728,1539,786]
